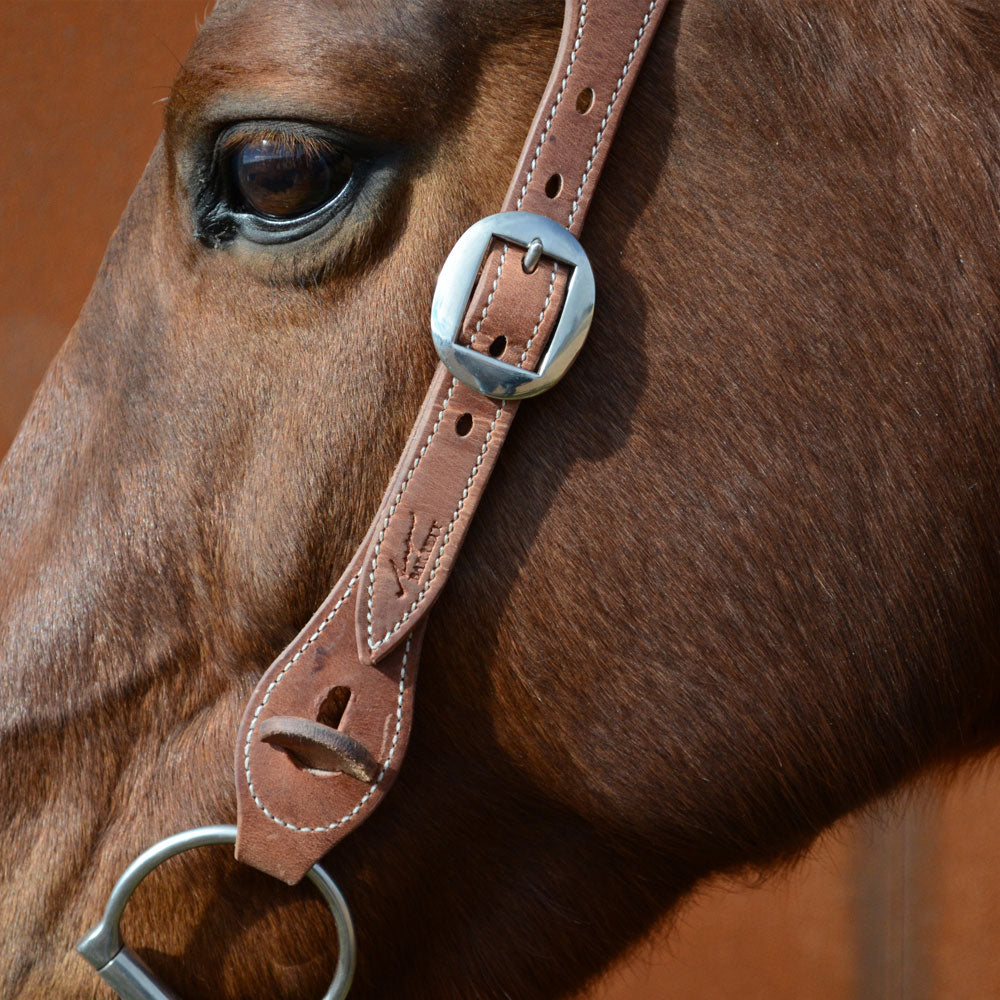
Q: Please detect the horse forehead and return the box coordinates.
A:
[165,0,488,141]
[191,0,467,83]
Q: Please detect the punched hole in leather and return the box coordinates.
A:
[259,686,380,782]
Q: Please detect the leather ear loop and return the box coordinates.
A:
[235,0,671,884]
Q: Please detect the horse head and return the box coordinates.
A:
[3,1,1000,997]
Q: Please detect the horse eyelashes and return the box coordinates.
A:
[229,132,354,220]
[194,123,363,248]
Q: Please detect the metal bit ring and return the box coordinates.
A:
[76,825,355,1000]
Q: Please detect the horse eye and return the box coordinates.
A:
[231,135,353,219]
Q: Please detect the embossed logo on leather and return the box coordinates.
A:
[390,512,442,597]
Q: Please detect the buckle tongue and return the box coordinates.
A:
[431,211,595,400]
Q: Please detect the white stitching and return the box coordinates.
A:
[520,262,559,366]
[245,571,411,832]
[368,404,504,651]
[516,2,588,210]
[368,261,560,653]
[568,1,657,227]
[367,0,657,652]
[473,246,509,346]
[363,246,509,648]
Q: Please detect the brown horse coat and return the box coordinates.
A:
[2,1,1000,997]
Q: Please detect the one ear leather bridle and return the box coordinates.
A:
[78,2,670,996]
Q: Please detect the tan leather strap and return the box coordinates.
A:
[235,0,669,884]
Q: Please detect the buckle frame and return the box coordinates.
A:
[431,212,595,400]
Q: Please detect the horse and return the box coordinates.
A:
[3,0,1000,997]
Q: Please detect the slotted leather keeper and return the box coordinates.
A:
[235,0,669,884]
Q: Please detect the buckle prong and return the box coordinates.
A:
[521,237,544,275]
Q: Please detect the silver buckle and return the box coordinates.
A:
[431,211,595,400]
[77,826,356,1000]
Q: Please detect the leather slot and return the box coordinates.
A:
[317,685,351,729]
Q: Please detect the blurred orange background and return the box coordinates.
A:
[2,4,999,998]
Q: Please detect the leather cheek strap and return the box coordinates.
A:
[234,248,564,884]
[357,249,569,665]
[357,0,668,662]
[235,0,669,884]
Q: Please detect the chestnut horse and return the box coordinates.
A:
[3,0,1000,997]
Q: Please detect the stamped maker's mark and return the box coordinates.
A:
[389,512,442,598]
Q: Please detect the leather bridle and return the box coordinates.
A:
[78,2,669,996]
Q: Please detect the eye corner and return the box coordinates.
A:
[193,190,237,248]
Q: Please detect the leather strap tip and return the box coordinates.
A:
[355,626,400,667]
[259,716,380,783]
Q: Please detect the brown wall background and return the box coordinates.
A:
[2,4,998,998]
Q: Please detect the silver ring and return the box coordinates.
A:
[76,825,355,1000]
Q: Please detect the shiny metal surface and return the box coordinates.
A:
[521,237,544,274]
[431,211,595,399]
[77,825,356,1000]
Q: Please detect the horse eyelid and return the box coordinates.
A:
[194,126,367,247]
